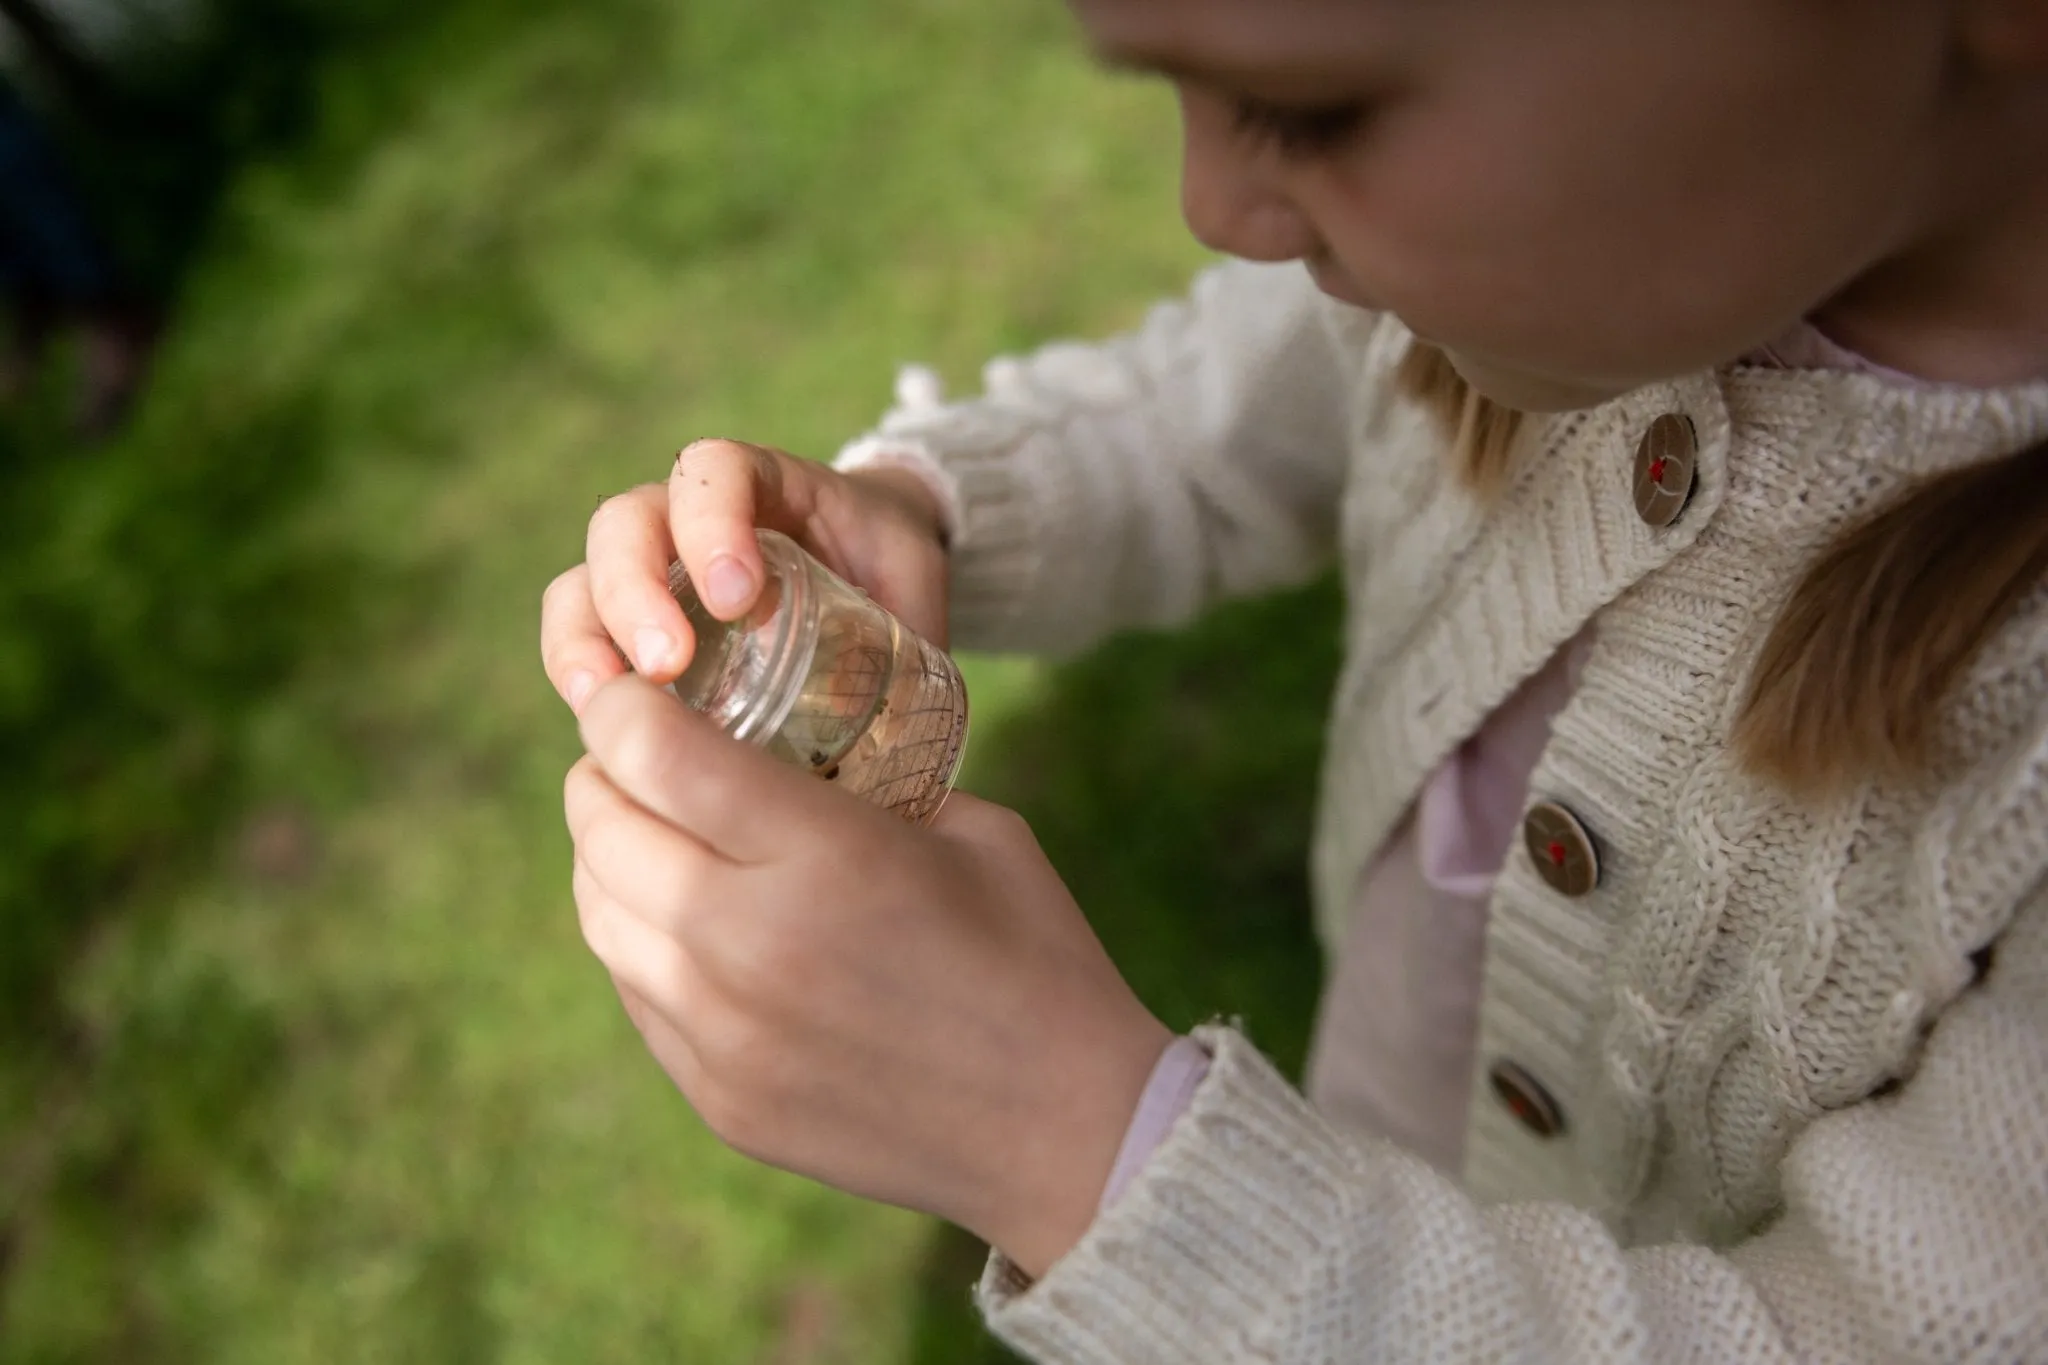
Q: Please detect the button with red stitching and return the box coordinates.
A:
[1524,800,1600,897]
[1489,1059,1565,1138]
[1633,413,1698,528]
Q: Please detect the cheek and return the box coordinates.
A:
[1301,124,1624,365]
[1297,33,1934,386]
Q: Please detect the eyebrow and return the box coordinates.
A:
[1093,43,1340,92]
[1091,42,1201,80]
[1085,21,1392,95]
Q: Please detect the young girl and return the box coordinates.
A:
[540,0,2048,1358]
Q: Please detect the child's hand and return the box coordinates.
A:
[565,674,1174,1279]
[542,438,949,715]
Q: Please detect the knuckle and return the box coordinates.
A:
[698,1002,767,1078]
[562,754,603,811]
[935,800,1036,866]
[588,484,661,540]
[694,1076,764,1158]
[576,898,608,963]
[644,755,714,828]
[674,438,744,481]
[693,1022,781,1157]
[587,490,633,534]
[572,866,615,963]
[586,573,657,633]
[659,866,712,939]
[654,744,739,822]
[541,564,587,613]
[541,639,590,691]
[697,907,790,1004]
[617,835,711,940]
[747,441,784,487]
[603,705,672,784]
[605,720,726,829]
[670,504,735,546]
[676,437,788,499]
[969,802,1032,846]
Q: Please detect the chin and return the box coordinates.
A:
[1441,349,1630,414]
[1305,257,1387,314]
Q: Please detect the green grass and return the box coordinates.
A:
[0,1,1336,1360]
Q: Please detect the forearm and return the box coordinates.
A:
[835,260,1359,656]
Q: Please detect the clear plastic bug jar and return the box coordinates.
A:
[664,529,969,826]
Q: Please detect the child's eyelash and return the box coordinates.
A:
[1229,96,1369,156]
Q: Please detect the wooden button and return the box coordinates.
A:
[1524,801,1600,896]
[1632,413,1698,528]
[1489,1059,1565,1138]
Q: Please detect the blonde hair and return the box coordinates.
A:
[1395,341,1524,494]
[1396,340,2048,798]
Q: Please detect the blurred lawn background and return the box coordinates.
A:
[0,0,1338,1360]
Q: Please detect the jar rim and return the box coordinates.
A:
[667,530,819,746]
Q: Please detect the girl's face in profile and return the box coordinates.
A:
[1069,0,1972,409]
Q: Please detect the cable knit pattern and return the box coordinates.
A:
[834,260,2048,1363]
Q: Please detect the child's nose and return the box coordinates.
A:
[1177,100,1321,264]
[1182,173,1320,263]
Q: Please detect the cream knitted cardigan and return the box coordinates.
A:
[835,261,2048,1364]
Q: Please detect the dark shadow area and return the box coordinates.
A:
[907,577,1344,1364]
[0,0,452,1019]
[0,4,437,1334]
[0,392,361,1037]
[6,0,425,297]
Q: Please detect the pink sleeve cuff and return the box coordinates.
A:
[1098,1035,1213,1211]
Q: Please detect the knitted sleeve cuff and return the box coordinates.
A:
[831,366,1064,652]
[975,1023,1367,1362]
[832,437,965,548]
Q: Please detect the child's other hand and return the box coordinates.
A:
[565,675,1174,1280]
[542,438,949,715]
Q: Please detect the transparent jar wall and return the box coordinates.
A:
[667,531,968,826]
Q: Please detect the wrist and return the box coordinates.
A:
[980,1009,1175,1281]
[844,464,950,550]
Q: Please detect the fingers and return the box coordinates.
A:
[563,754,726,937]
[573,854,710,1088]
[574,851,692,1002]
[882,535,952,652]
[541,563,625,714]
[579,675,847,862]
[611,977,707,1109]
[826,466,951,647]
[669,439,815,622]
[585,482,693,682]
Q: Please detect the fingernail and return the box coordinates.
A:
[633,626,677,674]
[703,554,756,617]
[566,670,598,713]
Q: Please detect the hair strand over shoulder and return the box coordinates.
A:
[1398,338,2048,797]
